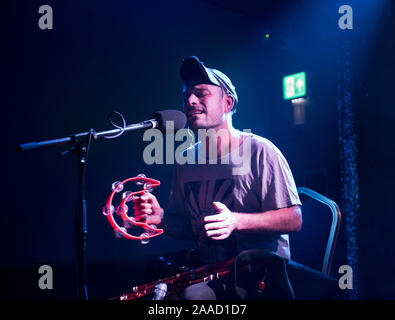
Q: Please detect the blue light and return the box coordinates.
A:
[337,40,360,300]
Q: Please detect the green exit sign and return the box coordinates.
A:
[283,72,306,100]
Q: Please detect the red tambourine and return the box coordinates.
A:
[102,174,164,244]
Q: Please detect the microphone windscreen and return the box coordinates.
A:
[153,110,187,131]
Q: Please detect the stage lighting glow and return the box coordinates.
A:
[291,98,307,125]
[291,98,307,104]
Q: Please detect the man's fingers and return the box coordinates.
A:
[212,201,227,211]
[206,228,227,238]
[141,193,158,203]
[140,208,152,215]
[204,221,228,231]
[133,201,153,221]
[134,209,153,221]
[206,228,231,240]
[204,202,234,240]
[135,203,151,210]
[134,213,147,221]
[131,196,139,203]
[204,212,226,223]
[211,234,229,240]
[131,193,157,203]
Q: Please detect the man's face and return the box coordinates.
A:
[183,83,228,131]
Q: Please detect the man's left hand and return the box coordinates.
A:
[204,201,237,240]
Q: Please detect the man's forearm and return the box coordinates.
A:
[233,205,302,234]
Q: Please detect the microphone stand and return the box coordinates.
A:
[17,119,157,300]
[74,130,93,301]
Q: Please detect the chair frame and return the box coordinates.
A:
[297,187,342,275]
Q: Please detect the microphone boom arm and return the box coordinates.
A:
[17,119,157,153]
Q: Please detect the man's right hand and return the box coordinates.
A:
[132,192,164,225]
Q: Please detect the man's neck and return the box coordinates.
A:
[198,122,244,159]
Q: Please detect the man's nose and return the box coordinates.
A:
[186,93,199,106]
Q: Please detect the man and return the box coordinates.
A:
[133,56,302,299]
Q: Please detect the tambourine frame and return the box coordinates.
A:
[103,176,164,241]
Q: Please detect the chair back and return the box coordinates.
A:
[289,187,341,275]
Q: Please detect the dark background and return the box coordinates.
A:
[1,0,394,300]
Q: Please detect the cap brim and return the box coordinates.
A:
[180,56,220,89]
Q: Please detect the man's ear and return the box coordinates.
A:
[224,95,234,113]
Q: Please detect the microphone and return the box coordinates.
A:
[152,282,167,300]
[17,109,187,152]
[139,109,187,132]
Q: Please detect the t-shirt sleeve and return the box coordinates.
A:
[260,146,301,212]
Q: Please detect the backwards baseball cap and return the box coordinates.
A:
[180,56,238,112]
